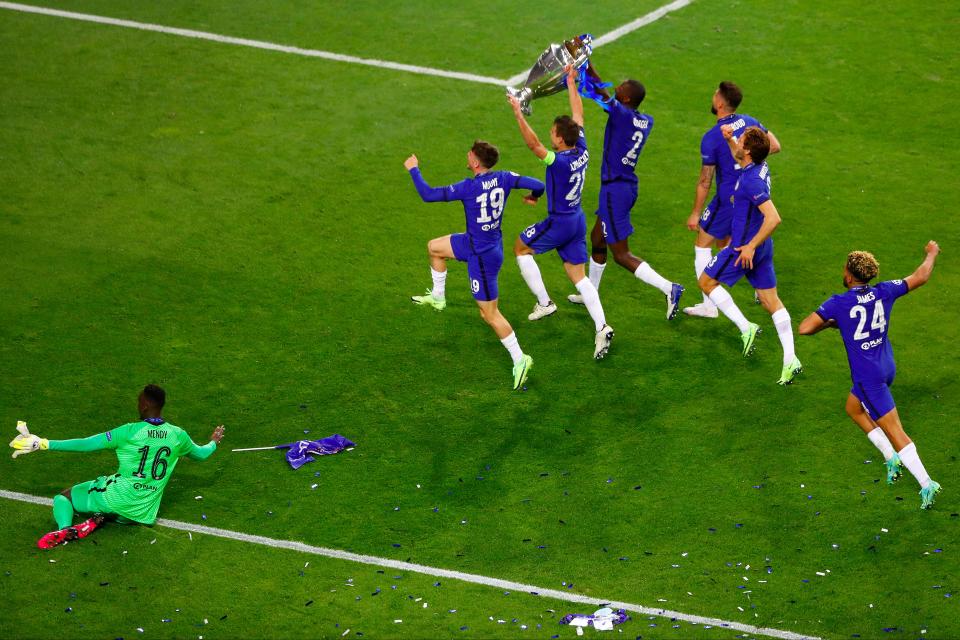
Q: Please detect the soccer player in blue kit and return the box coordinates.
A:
[565,63,685,320]
[405,140,545,390]
[799,242,942,509]
[698,125,802,385]
[508,65,614,360]
[685,82,781,317]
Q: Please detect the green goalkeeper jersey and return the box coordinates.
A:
[49,420,217,524]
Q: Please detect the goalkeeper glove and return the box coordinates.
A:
[10,421,49,458]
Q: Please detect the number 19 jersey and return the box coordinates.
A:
[815,280,910,384]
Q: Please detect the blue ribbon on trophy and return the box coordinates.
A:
[507,33,610,114]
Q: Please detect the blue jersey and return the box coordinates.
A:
[545,128,589,216]
[815,280,910,384]
[730,161,771,247]
[600,99,653,183]
[700,113,767,204]
[409,168,545,251]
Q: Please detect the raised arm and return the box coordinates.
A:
[767,130,782,155]
[508,96,549,160]
[585,62,612,102]
[720,124,739,160]
[904,240,940,291]
[565,65,584,127]
[404,155,452,202]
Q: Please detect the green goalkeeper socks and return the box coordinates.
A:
[53,494,75,529]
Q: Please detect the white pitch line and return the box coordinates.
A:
[1,488,817,640]
[0,1,508,86]
[504,0,696,87]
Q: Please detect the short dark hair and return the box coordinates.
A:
[717,81,743,110]
[552,115,581,147]
[740,126,770,164]
[620,79,646,108]
[142,384,166,409]
[471,140,499,169]
[847,251,880,282]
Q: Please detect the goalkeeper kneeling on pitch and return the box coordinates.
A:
[9,384,224,549]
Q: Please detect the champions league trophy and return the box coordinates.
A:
[506,34,594,115]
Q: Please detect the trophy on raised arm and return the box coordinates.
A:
[506,34,594,115]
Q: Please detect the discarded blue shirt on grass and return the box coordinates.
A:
[278,435,355,469]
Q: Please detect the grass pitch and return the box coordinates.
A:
[1,1,958,638]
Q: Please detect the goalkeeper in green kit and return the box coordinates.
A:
[9,385,224,549]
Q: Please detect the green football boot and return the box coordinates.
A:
[885,453,903,485]
[777,357,803,385]
[512,354,533,390]
[920,481,942,510]
[741,322,761,358]
[411,289,446,311]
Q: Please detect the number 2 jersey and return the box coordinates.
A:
[599,98,653,184]
[815,280,910,385]
[48,420,217,524]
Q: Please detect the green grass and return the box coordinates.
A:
[1,0,959,638]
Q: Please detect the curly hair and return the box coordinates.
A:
[846,251,880,283]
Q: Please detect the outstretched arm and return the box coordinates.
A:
[904,241,940,291]
[48,433,111,452]
[565,65,584,127]
[404,155,452,202]
[183,425,224,461]
[508,96,549,160]
[798,313,836,335]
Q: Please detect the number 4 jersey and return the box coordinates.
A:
[815,280,910,385]
[48,420,217,524]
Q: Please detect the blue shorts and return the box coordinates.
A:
[595,181,638,244]
[703,239,777,290]
[699,195,733,239]
[450,233,503,302]
[852,380,896,421]
[519,213,588,265]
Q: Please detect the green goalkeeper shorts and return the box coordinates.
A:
[69,476,138,524]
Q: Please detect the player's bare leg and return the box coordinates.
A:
[845,393,901,483]
[514,237,556,320]
[412,235,454,310]
[699,274,759,356]
[477,299,532,390]
[756,287,802,384]
[563,261,612,359]
[874,407,940,508]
